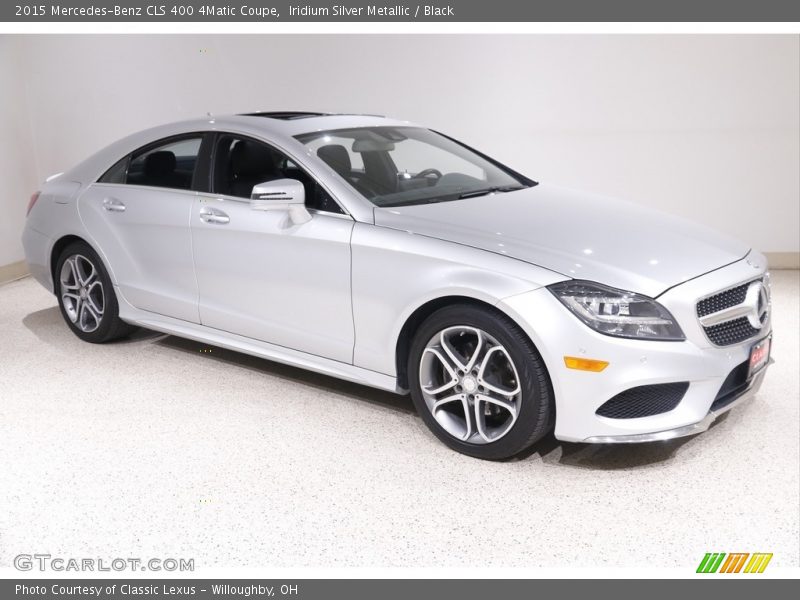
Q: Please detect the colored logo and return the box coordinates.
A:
[697,552,773,573]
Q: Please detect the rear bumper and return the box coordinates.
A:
[21,224,54,293]
[581,360,770,443]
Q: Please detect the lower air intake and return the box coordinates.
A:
[710,361,750,412]
[596,382,690,419]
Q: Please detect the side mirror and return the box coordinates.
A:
[250,178,311,225]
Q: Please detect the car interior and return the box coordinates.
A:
[316,143,401,198]
[295,127,523,207]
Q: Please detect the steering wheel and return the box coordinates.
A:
[415,168,443,181]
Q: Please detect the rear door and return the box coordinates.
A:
[79,133,210,322]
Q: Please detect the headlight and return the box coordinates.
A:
[548,280,685,341]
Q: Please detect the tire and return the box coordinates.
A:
[54,241,137,343]
[408,304,554,460]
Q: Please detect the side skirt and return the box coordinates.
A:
[116,287,405,394]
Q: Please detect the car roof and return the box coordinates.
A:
[203,112,421,137]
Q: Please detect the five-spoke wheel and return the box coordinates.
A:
[420,326,521,444]
[59,254,105,333]
[55,241,136,343]
[409,304,553,460]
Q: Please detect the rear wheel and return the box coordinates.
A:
[55,241,136,343]
[408,304,554,460]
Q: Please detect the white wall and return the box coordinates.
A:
[2,34,798,268]
[0,37,38,266]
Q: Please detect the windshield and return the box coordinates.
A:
[295,127,532,207]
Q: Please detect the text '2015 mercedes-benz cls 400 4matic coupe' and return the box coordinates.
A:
[22,112,773,459]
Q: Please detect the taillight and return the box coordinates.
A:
[27,191,40,217]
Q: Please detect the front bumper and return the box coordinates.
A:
[499,255,773,443]
[582,359,770,443]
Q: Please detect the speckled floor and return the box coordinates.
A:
[0,271,797,571]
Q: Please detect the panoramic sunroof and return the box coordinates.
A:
[239,111,331,120]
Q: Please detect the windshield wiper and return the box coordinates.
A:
[457,185,525,199]
[378,185,527,208]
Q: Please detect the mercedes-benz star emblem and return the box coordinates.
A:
[745,280,770,329]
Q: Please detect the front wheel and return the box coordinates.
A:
[408,304,554,460]
[55,241,137,343]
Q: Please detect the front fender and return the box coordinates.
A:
[350,222,565,375]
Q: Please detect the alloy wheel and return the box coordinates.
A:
[59,254,105,333]
[418,326,522,444]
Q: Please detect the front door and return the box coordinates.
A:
[190,134,355,362]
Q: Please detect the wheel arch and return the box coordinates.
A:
[49,234,113,289]
[50,235,86,286]
[394,294,539,390]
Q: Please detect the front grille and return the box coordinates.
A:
[697,282,749,317]
[596,382,689,419]
[704,317,761,346]
[697,278,768,347]
[710,361,750,412]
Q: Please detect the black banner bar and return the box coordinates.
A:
[4,0,800,22]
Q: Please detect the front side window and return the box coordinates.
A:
[212,134,345,214]
[295,127,531,207]
[99,135,203,191]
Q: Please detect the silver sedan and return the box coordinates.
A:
[22,112,772,459]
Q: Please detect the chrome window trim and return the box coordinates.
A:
[194,191,355,221]
[90,182,201,198]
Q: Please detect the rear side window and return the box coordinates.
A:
[99,135,204,191]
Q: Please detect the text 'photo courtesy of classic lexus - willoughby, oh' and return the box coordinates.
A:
[22,111,773,459]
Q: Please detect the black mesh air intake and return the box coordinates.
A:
[596,382,690,419]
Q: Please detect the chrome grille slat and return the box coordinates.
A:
[697,277,769,347]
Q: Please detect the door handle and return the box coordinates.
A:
[199,206,230,225]
[102,197,126,212]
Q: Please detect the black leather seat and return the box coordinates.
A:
[229,141,281,198]
[317,143,396,196]
[142,151,188,189]
[317,145,353,179]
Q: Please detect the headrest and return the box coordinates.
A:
[230,141,278,177]
[317,144,352,177]
[144,151,177,177]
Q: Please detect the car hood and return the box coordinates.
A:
[373,183,749,297]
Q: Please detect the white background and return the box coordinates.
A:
[0,34,798,267]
